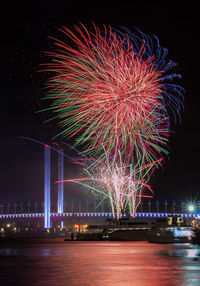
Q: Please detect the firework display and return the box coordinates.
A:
[45,24,184,217]
[56,150,162,218]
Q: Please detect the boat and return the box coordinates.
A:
[69,216,193,242]
[148,216,192,243]
[76,218,153,241]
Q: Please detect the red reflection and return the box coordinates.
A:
[59,242,183,286]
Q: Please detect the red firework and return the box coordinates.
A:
[44,23,181,165]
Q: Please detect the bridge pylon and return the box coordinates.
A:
[57,148,64,228]
[44,144,51,228]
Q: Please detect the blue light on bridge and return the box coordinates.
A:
[0,212,199,220]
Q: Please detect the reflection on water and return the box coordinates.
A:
[0,239,200,286]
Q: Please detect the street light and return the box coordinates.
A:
[188,205,195,213]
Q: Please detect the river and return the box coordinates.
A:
[0,239,200,285]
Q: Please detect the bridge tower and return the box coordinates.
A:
[44,144,51,228]
[57,149,64,227]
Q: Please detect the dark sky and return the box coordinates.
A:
[1,1,200,206]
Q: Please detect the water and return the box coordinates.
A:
[0,239,200,286]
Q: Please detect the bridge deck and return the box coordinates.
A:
[0,212,198,219]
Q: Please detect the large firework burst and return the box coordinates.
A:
[44,23,184,165]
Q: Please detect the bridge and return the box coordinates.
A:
[3,138,199,229]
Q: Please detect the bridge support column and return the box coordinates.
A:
[44,145,51,228]
[58,149,64,228]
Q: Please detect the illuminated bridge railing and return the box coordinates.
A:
[0,212,199,219]
[1,200,200,215]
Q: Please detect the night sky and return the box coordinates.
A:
[1,1,200,206]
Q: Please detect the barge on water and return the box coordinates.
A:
[72,216,193,242]
[76,218,153,241]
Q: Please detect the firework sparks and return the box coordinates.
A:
[44,24,183,165]
[55,150,162,218]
